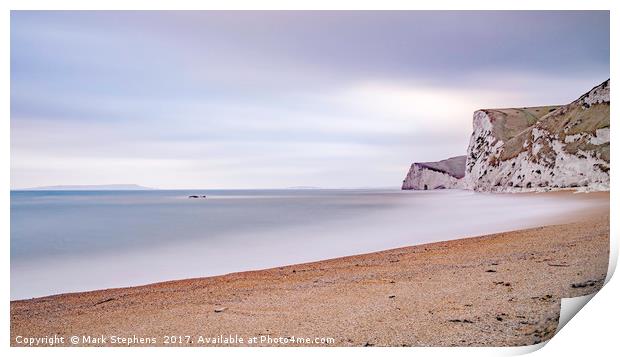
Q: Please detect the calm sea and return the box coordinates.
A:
[10,189,602,299]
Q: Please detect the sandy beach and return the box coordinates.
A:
[10,192,609,347]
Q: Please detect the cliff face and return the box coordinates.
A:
[465,79,610,192]
[402,156,466,190]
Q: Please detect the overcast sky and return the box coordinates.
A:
[11,11,609,189]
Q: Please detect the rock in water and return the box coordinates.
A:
[464,79,610,192]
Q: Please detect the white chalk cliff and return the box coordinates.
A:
[402,156,466,190]
[402,79,610,192]
[464,79,610,192]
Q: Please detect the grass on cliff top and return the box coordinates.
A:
[539,102,609,136]
[498,102,610,162]
[483,106,560,142]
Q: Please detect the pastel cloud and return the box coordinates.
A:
[10,11,609,189]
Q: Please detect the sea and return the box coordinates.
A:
[10,189,602,299]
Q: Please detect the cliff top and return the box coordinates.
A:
[416,155,467,179]
[477,79,609,144]
[500,79,610,162]
[478,106,560,142]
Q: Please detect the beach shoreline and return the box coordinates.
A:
[10,192,609,347]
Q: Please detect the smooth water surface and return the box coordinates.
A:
[11,189,603,299]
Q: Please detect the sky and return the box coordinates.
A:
[10,11,610,189]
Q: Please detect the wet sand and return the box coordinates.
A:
[10,192,609,347]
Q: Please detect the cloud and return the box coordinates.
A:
[10,11,609,189]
